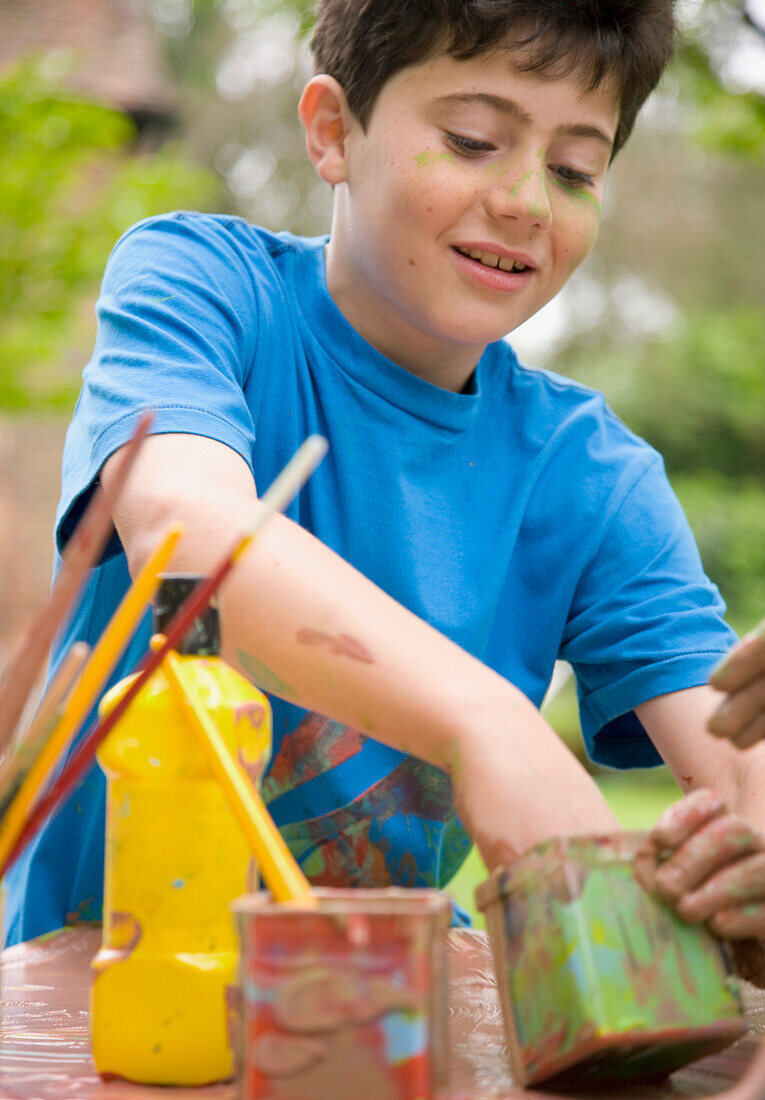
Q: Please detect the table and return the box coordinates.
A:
[2,928,765,1099]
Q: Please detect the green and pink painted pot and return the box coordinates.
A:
[476,832,746,1087]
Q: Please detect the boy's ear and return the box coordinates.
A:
[298,76,353,186]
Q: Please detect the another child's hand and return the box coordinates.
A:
[708,619,765,748]
[634,789,765,986]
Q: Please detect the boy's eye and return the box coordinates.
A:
[443,132,495,156]
[551,164,595,188]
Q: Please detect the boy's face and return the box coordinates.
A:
[323,48,618,387]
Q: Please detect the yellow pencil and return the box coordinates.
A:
[0,523,184,869]
[158,642,316,908]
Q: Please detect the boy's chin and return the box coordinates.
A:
[433,300,544,347]
[442,317,525,347]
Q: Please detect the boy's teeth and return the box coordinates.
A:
[457,246,527,272]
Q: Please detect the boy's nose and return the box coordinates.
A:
[484,164,553,230]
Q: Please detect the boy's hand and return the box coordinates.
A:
[708,619,765,748]
[634,788,765,987]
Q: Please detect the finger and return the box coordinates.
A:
[677,852,765,923]
[708,678,765,740]
[633,842,659,894]
[653,815,763,902]
[710,622,765,692]
[709,904,765,940]
[650,789,726,852]
[728,713,765,753]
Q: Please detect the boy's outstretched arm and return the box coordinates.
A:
[100,432,618,868]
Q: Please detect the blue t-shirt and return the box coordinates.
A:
[3,212,736,945]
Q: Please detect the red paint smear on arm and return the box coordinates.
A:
[295,628,374,664]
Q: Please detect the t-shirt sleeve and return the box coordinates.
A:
[559,454,737,768]
[56,213,261,555]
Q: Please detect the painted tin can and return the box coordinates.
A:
[232,888,451,1100]
[476,832,747,1087]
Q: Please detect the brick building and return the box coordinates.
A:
[0,0,178,668]
[0,0,177,128]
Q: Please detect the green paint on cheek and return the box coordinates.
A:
[414,150,454,167]
[236,650,300,700]
[552,177,602,215]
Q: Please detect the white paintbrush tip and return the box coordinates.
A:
[256,435,328,521]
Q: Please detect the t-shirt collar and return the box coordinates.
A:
[291,236,495,432]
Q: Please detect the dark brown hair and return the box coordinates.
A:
[311,0,676,156]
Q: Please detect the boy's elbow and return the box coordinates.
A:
[99,433,257,578]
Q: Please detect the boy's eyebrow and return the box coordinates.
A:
[431,93,614,150]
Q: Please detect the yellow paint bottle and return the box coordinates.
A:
[91,576,271,1085]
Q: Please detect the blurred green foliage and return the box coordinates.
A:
[555,307,765,629]
[676,476,765,632]
[556,307,764,477]
[681,40,765,157]
[0,58,218,411]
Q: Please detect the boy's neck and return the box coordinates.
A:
[324,242,485,393]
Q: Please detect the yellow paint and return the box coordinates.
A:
[160,647,315,908]
[91,651,271,1085]
[0,523,183,871]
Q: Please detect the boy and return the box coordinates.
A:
[5,0,765,975]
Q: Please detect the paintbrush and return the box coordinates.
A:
[0,642,90,824]
[0,410,153,757]
[159,645,317,907]
[0,523,184,872]
[0,436,328,878]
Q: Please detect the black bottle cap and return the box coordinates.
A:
[152,574,221,656]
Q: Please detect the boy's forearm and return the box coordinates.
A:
[182,503,617,853]
[110,443,617,857]
[727,753,765,836]
[637,688,765,834]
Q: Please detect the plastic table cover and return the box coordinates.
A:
[2,927,765,1099]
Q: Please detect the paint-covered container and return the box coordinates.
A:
[232,888,450,1100]
[476,832,746,1087]
[91,577,272,1085]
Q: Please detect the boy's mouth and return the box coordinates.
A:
[453,246,531,273]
